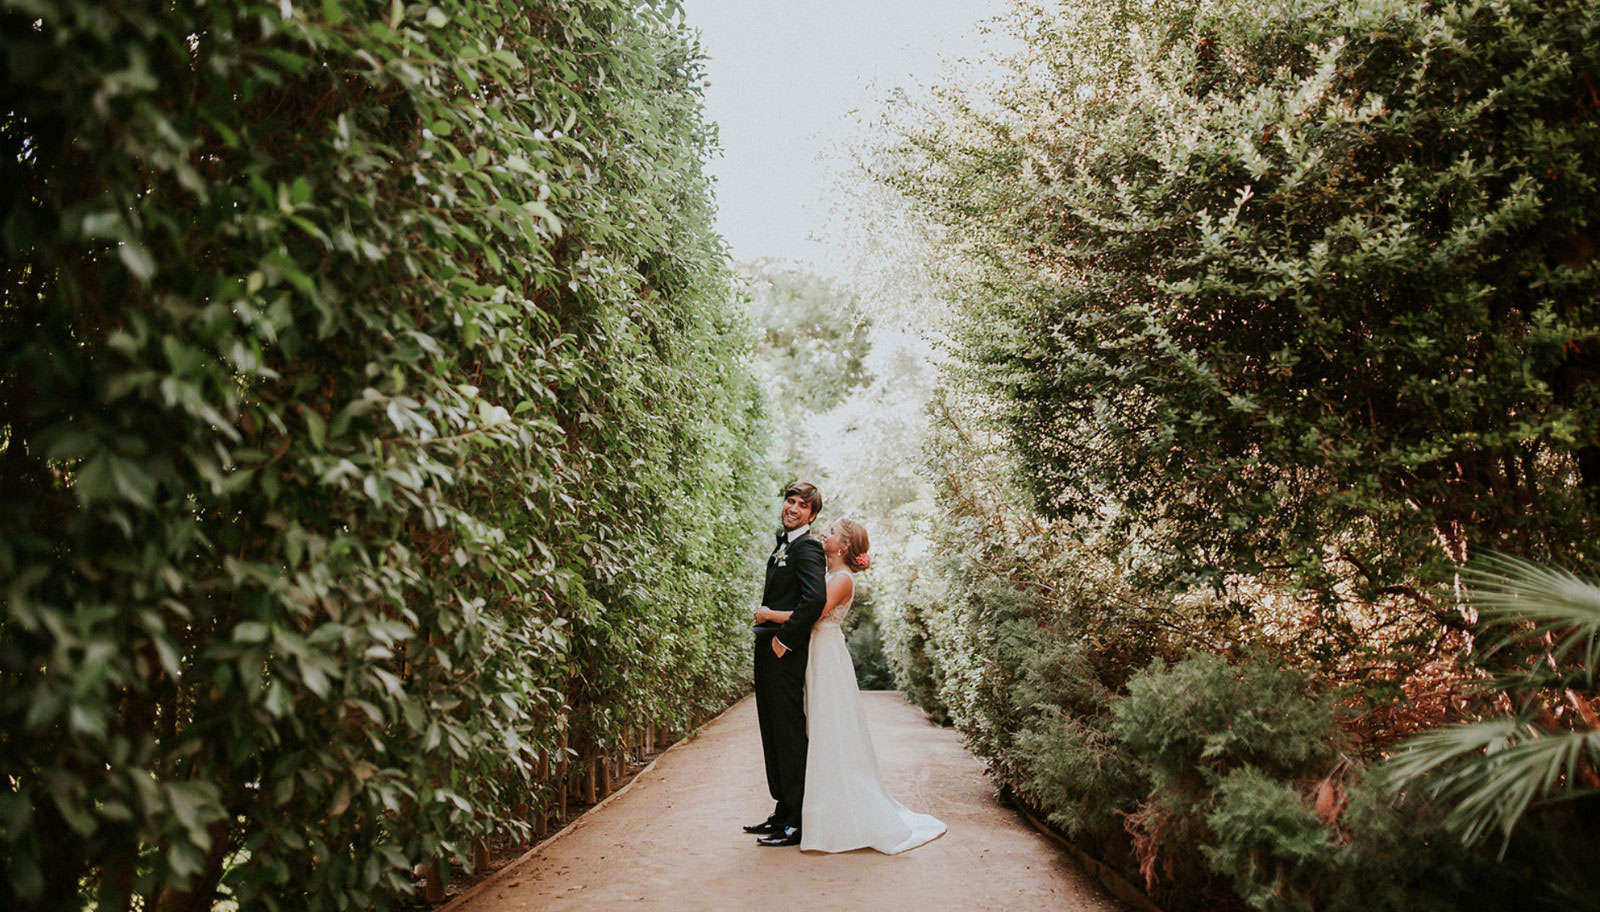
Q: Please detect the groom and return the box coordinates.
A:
[745,481,827,847]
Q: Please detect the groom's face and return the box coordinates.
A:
[780,494,814,531]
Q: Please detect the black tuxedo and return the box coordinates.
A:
[752,528,826,830]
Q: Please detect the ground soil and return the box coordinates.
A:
[439,692,1131,912]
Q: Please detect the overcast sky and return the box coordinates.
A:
[680,1,1010,270]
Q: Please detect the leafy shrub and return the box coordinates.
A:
[1015,702,1145,841]
[1110,653,1337,903]
[892,0,1600,632]
[842,599,898,691]
[1,1,766,909]
[1202,766,1334,912]
[882,570,953,724]
[1114,653,1338,790]
[873,0,1600,907]
[1200,766,1528,912]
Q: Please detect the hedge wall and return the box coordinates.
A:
[881,0,1600,908]
[1,2,767,909]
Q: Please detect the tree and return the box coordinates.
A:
[743,258,873,479]
[889,0,1600,614]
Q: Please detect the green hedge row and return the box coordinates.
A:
[1,2,767,909]
[888,393,1590,910]
[881,0,1600,908]
[893,0,1600,597]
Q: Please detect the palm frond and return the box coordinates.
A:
[1382,719,1600,850]
[1460,552,1600,687]
[1383,554,1600,850]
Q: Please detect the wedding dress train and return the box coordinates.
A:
[801,570,946,854]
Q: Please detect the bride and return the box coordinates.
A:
[754,519,946,854]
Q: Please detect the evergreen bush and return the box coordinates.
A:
[1114,654,1338,789]
[1201,766,1334,912]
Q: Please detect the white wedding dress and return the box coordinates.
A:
[801,569,947,854]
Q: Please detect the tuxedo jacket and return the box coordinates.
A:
[754,530,827,653]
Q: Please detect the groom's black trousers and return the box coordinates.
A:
[753,630,808,830]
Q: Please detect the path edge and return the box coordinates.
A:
[1013,800,1165,912]
[436,693,754,912]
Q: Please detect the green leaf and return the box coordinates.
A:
[167,781,222,840]
[42,426,97,462]
[108,456,157,508]
[118,242,156,283]
[234,622,270,644]
[168,839,207,879]
[305,409,327,449]
[81,211,125,238]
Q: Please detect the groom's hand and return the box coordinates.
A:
[771,637,788,658]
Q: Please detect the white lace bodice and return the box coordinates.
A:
[820,568,854,625]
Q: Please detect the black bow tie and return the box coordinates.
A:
[776,531,787,546]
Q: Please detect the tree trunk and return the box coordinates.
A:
[535,751,551,837]
[472,840,490,873]
[423,857,446,903]
[556,727,570,818]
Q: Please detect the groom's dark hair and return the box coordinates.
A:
[783,481,822,520]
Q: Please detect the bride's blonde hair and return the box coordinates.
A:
[833,518,871,572]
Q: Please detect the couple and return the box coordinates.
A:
[744,482,946,853]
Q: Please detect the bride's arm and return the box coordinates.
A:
[753,575,851,625]
[753,605,791,624]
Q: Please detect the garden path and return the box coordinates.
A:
[443,692,1129,912]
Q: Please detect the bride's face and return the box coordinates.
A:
[821,524,843,557]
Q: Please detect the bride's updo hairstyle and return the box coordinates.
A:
[835,518,871,572]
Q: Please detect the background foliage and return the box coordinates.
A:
[741,258,899,688]
[1,1,769,909]
[877,0,1600,908]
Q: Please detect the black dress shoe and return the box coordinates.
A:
[756,826,801,847]
[742,820,780,835]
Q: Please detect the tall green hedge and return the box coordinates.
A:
[894,0,1600,600]
[1,2,767,909]
[889,390,1554,912]
[881,0,1600,908]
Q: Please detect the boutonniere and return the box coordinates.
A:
[773,543,790,566]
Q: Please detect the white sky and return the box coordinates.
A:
[680,0,1011,271]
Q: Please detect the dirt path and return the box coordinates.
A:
[446,692,1130,912]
